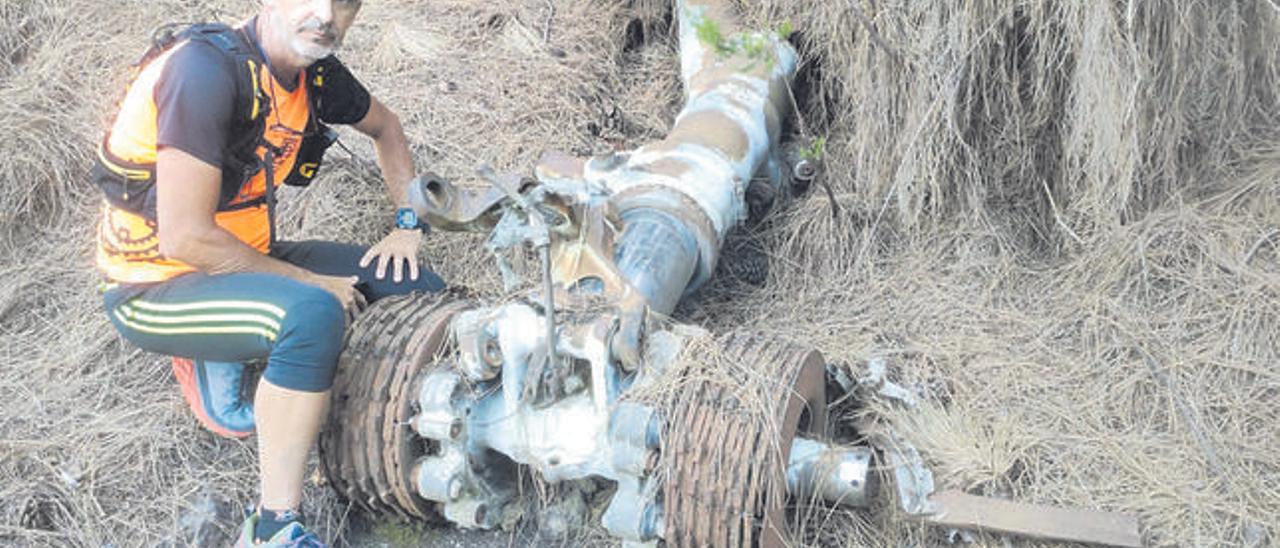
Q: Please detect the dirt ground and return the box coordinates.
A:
[1,0,1277,547]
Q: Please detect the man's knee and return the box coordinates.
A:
[402,269,446,294]
[263,287,346,392]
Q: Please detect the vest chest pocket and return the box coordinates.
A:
[283,123,338,187]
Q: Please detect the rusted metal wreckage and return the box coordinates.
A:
[318,2,1142,546]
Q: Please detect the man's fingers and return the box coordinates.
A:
[350,276,366,309]
[342,291,357,324]
[342,277,365,325]
[409,258,420,281]
[393,256,405,283]
[359,248,376,269]
[375,253,389,280]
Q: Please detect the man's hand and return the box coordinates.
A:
[359,228,423,283]
[309,274,367,323]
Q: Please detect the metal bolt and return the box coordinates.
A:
[447,476,462,501]
[483,338,503,367]
[792,159,817,183]
[640,502,663,541]
[645,411,663,449]
[563,374,585,395]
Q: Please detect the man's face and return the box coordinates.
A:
[264,0,362,64]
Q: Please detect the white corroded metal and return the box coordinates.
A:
[786,437,875,508]
[453,308,504,381]
[412,370,464,440]
[576,0,799,297]
[592,0,798,235]
[462,302,622,482]
[414,448,465,503]
[410,2,808,542]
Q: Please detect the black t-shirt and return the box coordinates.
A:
[152,23,371,169]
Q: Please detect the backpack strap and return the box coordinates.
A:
[281,60,339,188]
[94,23,270,219]
[179,24,272,208]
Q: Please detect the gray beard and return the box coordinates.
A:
[263,13,338,64]
[289,36,336,63]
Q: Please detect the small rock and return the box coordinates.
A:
[1243,523,1268,548]
[946,528,977,544]
[179,487,233,547]
[536,487,588,542]
[57,461,82,489]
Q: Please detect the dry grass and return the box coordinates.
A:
[689,193,1280,545]
[1,0,1277,547]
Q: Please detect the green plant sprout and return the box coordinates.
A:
[800,136,826,161]
[691,12,792,71]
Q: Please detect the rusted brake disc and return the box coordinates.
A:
[660,331,827,548]
[319,289,472,521]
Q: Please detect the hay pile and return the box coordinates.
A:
[1,0,1276,546]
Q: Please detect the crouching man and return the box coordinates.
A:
[93,0,438,544]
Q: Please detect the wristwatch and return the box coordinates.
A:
[395,207,428,232]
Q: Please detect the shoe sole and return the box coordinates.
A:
[172,357,254,439]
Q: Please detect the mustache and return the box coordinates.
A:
[298,17,336,40]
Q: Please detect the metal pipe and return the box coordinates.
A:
[415,451,466,503]
[586,0,797,309]
[786,437,875,508]
[443,499,495,529]
[613,209,700,315]
[539,242,557,368]
[602,480,664,542]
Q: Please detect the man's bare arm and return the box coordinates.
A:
[155,147,365,311]
[155,147,311,277]
[350,96,425,283]
[352,96,413,207]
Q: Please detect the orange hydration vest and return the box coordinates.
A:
[95,23,334,283]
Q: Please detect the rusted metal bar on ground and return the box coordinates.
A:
[921,489,1143,547]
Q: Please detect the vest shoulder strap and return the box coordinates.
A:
[128,23,266,119]
[96,22,271,219]
[176,23,268,128]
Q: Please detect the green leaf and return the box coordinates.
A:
[800,136,827,160]
[777,21,794,40]
[695,17,733,56]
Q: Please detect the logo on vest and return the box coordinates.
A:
[298,162,318,178]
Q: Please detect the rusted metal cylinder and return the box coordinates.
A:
[443,499,495,529]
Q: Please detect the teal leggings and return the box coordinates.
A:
[103,240,445,392]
